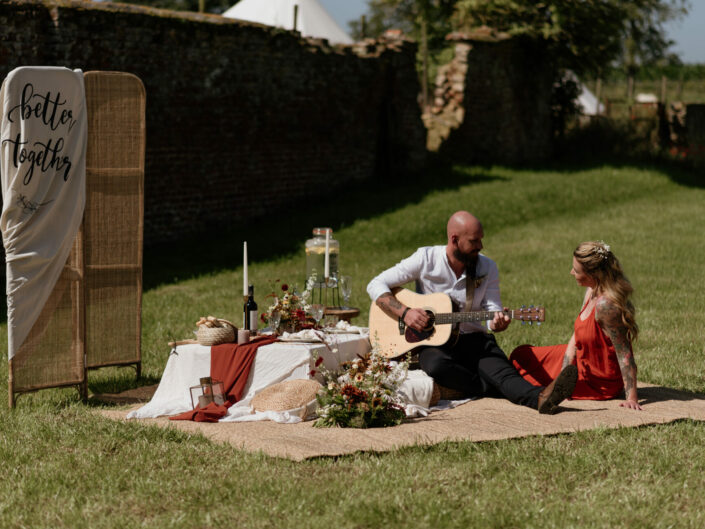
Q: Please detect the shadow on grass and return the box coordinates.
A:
[143,160,505,290]
[538,154,705,190]
[144,152,703,291]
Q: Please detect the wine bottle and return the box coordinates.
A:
[244,285,258,332]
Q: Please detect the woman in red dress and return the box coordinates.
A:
[510,241,641,410]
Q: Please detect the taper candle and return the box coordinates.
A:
[243,241,248,296]
[324,229,330,279]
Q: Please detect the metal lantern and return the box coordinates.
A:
[190,376,225,409]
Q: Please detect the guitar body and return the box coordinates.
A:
[369,288,453,359]
[369,288,545,359]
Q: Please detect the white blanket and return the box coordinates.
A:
[0,67,87,359]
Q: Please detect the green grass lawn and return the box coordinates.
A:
[1,159,704,528]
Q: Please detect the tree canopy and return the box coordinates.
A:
[353,0,690,77]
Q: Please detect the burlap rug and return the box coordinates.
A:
[97,383,705,461]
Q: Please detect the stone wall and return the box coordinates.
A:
[0,0,427,244]
[425,30,554,164]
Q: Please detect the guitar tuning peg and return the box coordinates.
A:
[529,304,534,309]
[521,304,526,309]
[536,321,541,326]
[522,321,526,325]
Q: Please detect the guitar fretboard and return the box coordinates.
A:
[435,311,514,324]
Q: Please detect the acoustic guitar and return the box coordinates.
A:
[369,288,545,359]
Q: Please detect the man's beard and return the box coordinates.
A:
[453,248,479,276]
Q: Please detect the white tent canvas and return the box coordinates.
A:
[223,0,354,45]
[578,83,605,116]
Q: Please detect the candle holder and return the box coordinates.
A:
[190,377,225,409]
[310,276,340,307]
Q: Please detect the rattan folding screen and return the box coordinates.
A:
[82,71,145,376]
[8,72,145,406]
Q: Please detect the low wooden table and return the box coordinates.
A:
[324,306,360,323]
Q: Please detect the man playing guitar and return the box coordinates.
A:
[366,210,577,414]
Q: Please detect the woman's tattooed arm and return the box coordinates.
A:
[595,297,641,409]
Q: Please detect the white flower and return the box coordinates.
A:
[595,241,611,260]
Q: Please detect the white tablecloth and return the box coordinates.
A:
[127,333,371,421]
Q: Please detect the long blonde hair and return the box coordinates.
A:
[574,241,638,342]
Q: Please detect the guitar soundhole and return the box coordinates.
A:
[405,311,435,343]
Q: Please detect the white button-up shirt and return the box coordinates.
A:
[366,245,502,334]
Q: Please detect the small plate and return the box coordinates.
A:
[277,336,323,343]
[323,328,359,334]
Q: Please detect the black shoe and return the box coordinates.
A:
[537,365,578,414]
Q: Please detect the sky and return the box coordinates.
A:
[319,0,705,64]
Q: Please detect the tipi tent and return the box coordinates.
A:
[577,83,605,116]
[564,70,604,116]
[223,0,354,45]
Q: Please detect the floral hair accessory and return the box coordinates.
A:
[595,241,611,260]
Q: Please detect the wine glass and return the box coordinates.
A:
[309,304,326,328]
[339,276,352,309]
[268,311,281,335]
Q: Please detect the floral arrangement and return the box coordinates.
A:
[312,347,409,429]
[261,275,316,332]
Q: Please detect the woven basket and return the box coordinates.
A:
[252,379,322,412]
[196,319,236,346]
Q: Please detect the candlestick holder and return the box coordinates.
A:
[310,276,340,307]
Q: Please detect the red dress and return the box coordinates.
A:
[509,301,625,400]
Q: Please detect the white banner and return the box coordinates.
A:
[1,67,87,359]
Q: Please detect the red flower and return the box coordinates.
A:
[315,356,324,367]
[309,369,317,377]
[341,384,368,404]
[281,284,289,291]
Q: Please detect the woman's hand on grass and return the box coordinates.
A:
[620,399,643,411]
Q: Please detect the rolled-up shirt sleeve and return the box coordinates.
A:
[366,248,425,302]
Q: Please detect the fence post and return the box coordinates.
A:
[595,79,602,114]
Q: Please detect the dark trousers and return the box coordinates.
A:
[418,332,542,409]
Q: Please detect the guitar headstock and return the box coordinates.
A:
[513,305,545,325]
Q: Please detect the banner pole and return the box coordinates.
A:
[8,358,15,408]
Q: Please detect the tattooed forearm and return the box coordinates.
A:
[376,293,404,319]
[597,298,638,399]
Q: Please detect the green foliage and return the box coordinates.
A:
[349,0,457,44]
[452,0,689,77]
[551,75,582,139]
[348,1,459,103]
[603,62,705,82]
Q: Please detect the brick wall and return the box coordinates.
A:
[0,0,427,244]
[425,30,554,164]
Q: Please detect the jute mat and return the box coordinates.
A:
[98,383,705,461]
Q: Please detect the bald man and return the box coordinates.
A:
[367,211,577,414]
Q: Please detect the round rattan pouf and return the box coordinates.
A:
[252,379,322,412]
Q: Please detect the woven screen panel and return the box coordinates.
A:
[83,72,145,369]
[11,238,84,392]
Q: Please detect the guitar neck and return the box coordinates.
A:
[435,310,516,324]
